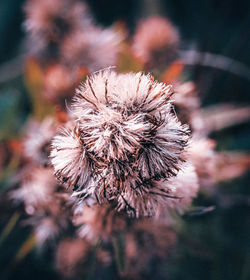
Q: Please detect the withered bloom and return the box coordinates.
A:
[173,82,206,135]
[73,203,129,242]
[51,70,197,217]
[10,165,71,245]
[124,219,176,279]
[24,0,92,62]
[55,238,92,279]
[24,0,121,104]
[189,138,217,188]
[10,166,57,214]
[119,162,198,218]
[56,236,111,279]
[132,17,179,70]
[43,64,81,104]
[71,203,176,279]
[23,117,57,166]
[61,27,121,72]
[72,203,176,279]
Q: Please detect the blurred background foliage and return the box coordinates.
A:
[0,0,249,279]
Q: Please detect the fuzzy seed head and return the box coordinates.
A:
[51,70,191,217]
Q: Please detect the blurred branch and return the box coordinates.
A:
[215,151,250,182]
[179,50,250,81]
[217,194,250,208]
[185,206,216,217]
[202,104,250,132]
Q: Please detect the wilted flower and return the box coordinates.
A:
[10,164,71,245]
[43,64,83,104]
[73,203,176,279]
[23,117,57,166]
[32,216,64,245]
[24,0,92,61]
[132,17,179,70]
[51,70,196,217]
[173,82,206,135]
[189,138,217,188]
[61,27,121,72]
[25,191,71,245]
[73,203,128,242]
[117,162,199,218]
[10,166,57,214]
[24,0,91,39]
[55,237,91,279]
[124,219,176,279]
[56,236,111,279]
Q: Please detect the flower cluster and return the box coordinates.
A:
[5,1,249,279]
[24,0,121,105]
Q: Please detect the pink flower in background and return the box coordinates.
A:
[132,17,179,69]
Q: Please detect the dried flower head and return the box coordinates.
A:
[55,238,91,279]
[173,82,205,134]
[56,237,111,279]
[73,204,128,242]
[51,70,195,217]
[117,162,199,218]
[10,166,57,214]
[43,64,81,104]
[173,83,218,188]
[10,164,71,245]
[25,191,71,245]
[24,0,92,60]
[132,17,179,69]
[190,138,216,188]
[23,117,56,166]
[124,219,176,279]
[32,216,64,245]
[61,27,121,72]
[73,203,176,279]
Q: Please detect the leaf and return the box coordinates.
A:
[161,60,184,83]
[14,234,37,262]
[117,42,144,73]
[0,152,20,191]
[0,212,20,246]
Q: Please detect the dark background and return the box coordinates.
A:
[0,0,250,279]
